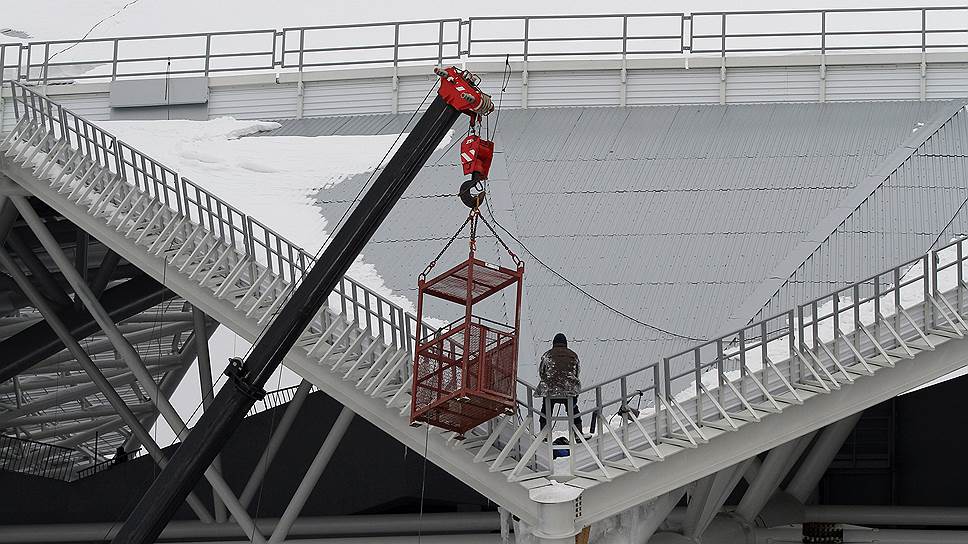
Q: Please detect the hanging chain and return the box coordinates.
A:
[478,213,524,268]
[420,206,523,282]
[419,213,473,281]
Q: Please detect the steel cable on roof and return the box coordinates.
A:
[480,198,708,343]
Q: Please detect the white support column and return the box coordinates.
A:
[526,484,583,544]
[920,53,928,101]
[743,454,762,485]
[786,411,863,503]
[735,434,812,522]
[391,67,400,114]
[11,196,268,544]
[267,406,355,544]
[637,489,686,543]
[193,306,227,523]
[819,56,827,103]
[682,459,751,539]
[719,58,727,105]
[619,58,628,107]
[0,246,215,523]
[295,71,305,119]
[499,507,510,544]
[521,61,529,110]
[239,379,314,509]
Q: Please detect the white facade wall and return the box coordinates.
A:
[825,64,922,102]
[725,67,821,103]
[208,83,298,120]
[626,68,721,105]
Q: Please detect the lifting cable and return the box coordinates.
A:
[476,80,708,343]
[480,182,707,343]
[171,79,442,433]
[419,209,522,282]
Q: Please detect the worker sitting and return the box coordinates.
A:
[536,333,584,436]
[113,446,129,465]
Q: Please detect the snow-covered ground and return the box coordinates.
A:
[98,117,452,445]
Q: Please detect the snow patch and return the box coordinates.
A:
[99,118,452,318]
[101,117,453,445]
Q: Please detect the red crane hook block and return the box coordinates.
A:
[434,66,495,117]
[460,134,495,180]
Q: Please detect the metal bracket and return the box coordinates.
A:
[224,357,267,401]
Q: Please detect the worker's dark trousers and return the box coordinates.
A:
[539,396,582,433]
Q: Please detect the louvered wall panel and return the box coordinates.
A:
[302,77,394,117]
[726,66,821,103]
[626,68,720,105]
[926,63,968,99]
[208,84,297,120]
[476,71,524,109]
[526,70,620,107]
[825,64,921,102]
[397,74,438,112]
[53,93,111,121]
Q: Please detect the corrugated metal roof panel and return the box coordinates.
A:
[260,100,963,386]
[762,106,968,319]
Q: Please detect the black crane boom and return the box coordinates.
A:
[110,93,463,544]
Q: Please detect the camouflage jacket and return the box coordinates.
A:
[536,346,581,397]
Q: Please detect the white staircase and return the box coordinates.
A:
[3,82,968,529]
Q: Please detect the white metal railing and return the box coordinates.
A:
[488,236,968,481]
[2,7,966,85]
[7,80,429,361]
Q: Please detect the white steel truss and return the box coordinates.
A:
[4,81,968,539]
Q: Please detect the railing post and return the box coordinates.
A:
[894,267,902,335]
[521,18,530,109]
[716,337,725,408]
[595,386,604,458]
[852,285,861,360]
[819,11,827,103]
[437,20,445,67]
[620,16,628,107]
[719,13,727,105]
[693,349,702,427]
[204,34,212,77]
[920,8,927,101]
[619,376,629,445]
[924,254,932,329]
[738,328,747,400]
[788,309,797,382]
[111,39,119,81]
[43,43,50,86]
[391,24,401,114]
[958,241,964,316]
[661,357,670,436]
[24,44,33,84]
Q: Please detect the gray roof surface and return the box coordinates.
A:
[762,105,968,318]
[256,100,963,387]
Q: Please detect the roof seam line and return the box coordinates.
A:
[724,98,968,330]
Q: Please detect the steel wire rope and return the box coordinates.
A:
[140,80,439,539]
[928,189,968,251]
[44,0,146,68]
[155,77,441,448]
[480,198,708,342]
[232,80,438,364]
[417,420,431,544]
